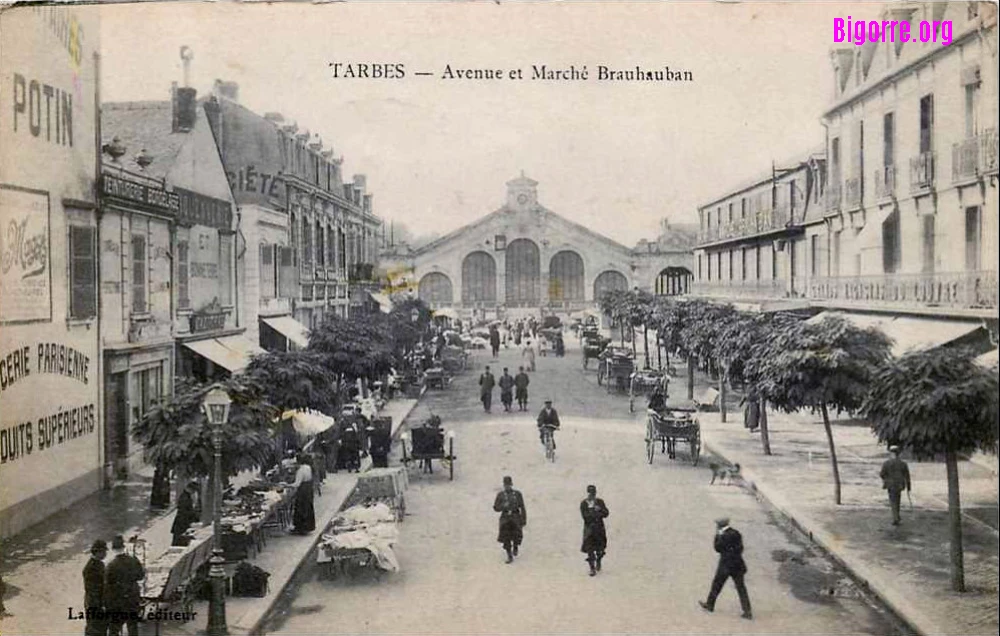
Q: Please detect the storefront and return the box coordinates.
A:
[0,6,102,539]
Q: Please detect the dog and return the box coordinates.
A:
[708,461,741,485]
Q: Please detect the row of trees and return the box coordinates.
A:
[599,290,998,591]
[134,297,437,518]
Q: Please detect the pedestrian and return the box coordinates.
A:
[490,327,501,358]
[879,445,911,526]
[170,481,200,546]
[83,539,108,636]
[493,476,527,563]
[479,365,496,413]
[498,368,515,412]
[522,339,536,372]
[105,535,144,636]
[537,399,560,448]
[290,452,316,534]
[514,366,530,411]
[580,485,609,576]
[699,517,753,620]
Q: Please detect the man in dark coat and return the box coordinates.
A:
[489,327,501,358]
[479,366,495,413]
[170,481,200,546]
[83,539,108,636]
[498,368,515,412]
[537,399,560,449]
[105,535,145,636]
[880,445,911,526]
[699,517,752,619]
[493,476,527,563]
[514,366,530,411]
[580,485,609,576]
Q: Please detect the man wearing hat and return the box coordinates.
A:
[105,535,145,635]
[514,366,530,411]
[82,539,108,636]
[171,481,200,546]
[580,485,609,576]
[880,445,911,526]
[493,476,527,563]
[699,517,752,619]
[479,365,496,413]
[536,399,561,449]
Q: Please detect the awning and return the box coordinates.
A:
[976,348,998,369]
[807,311,984,356]
[183,335,261,373]
[369,292,393,314]
[282,409,336,438]
[262,316,310,348]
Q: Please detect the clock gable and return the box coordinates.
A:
[506,171,539,211]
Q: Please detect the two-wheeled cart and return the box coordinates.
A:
[645,403,701,466]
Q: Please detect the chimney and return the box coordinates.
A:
[353,174,367,192]
[171,82,198,133]
[212,79,240,103]
[363,194,373,214]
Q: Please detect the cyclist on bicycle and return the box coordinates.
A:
[537,399,561,450]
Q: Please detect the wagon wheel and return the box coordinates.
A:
[690,429,701,466]
[597,364,604,385]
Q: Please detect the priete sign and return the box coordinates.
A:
[101,174,180,214]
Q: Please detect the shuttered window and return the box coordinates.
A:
[177,241,190,309]
[132,234,147,313]
[260,244,276,300]
[69,225,96,319]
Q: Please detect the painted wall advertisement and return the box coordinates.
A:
[0,187,51,323]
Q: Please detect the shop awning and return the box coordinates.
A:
[262,316,310,349]
[183,335,261,373]
[807,311,984,356]
[976,348,998,369]
[282,409,336,438]
[369,292,393,314]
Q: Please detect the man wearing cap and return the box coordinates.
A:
[514,366,530,411]
[479,366,496,413]
[880,445,911,526]
[699,517,752,620]
[493,476,527,563]
[105,535,145,636]
[537,399,560,449]
[498,367,515,412]
[82,539,108,636]
[580,485,609,576]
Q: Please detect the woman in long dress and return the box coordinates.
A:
[522,340,537,372]
[291,453,316,534]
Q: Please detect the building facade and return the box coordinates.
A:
[0,6,102,539]
[405,175,695,321]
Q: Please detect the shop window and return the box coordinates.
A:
[132,234,147,313]
[69,225,96,319]
[177,241,190,309]
[131,365,162,425]
[278,246,297,297]
[302,219,312,267]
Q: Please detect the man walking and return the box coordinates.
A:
[489,326,501,358]
[580,485,609,576]
[498,368,515,412]
[699,517,752,620]
[83,539,108,636]
[493,476,527,563]
[514,366,530,411]
[880,445,911,526]
[479,366,496,413]
[105,535,145,636]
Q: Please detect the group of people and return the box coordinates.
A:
[82,535,146,636]
[479,366,531,413]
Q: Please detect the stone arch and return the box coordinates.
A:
[593,270,629,301]
[548,250,585,302]
[418,272,454,305]
[505,239,540,306]
[654,267,692,296]
[462,251,497,304]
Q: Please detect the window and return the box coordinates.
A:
[771,244,778,279]
[832,231,842,277]
[883,112,895,167]
[339,229,347,271]
[854,120,865,179]
[919,94,934,153]
[328,224,336,266]
[965,206,981,270]
[131,365,162,425]
[177,241,190,309]
[810,235,819,276]
[302,218,312,267]
[316,221,324,267]
[698,254,703,281]
[727,250,734,281]
[219,234,232,305]
[131,234,146,313]
[964,82,980,137]
[68,225,96,319]
[921,215,935,274]
[755,245,761,280]
[741,198,746,217]
[260,244,276,300]
[831,137,841,184]
[882,210,901,274]
[278,246,297,297]
[290,212,298,266]
[740,248,747,280]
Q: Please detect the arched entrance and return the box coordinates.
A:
[654,267,692,296]
[548,251,585,303]
[462,251,497,304]
[593,270,628,301]
[418,272,454,305]
[505,239,540,306]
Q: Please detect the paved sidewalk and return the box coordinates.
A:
[0,397,418,636]
[698,408,999,636]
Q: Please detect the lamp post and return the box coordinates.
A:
[202,386,232,636]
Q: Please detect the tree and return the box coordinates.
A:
[386,296,434,360]
[679,300,735,407]
[598,289,629,346]
[861,347,999,592]
[244,350,340,416]
[307,314,396,389]
[132,376,278,520]
[629,290,655,367]
[755,316,892,504]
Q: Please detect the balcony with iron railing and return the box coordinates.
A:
[805,270,997,314]
[873,165,896,200]
[952,128,999,181]
[697,207,792,246]
[909,151,935,192]
[690,277,788,300]
[844,175,863,210]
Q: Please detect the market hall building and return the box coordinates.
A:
[406,174,696,320]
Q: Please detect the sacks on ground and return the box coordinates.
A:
[231,562,270,597]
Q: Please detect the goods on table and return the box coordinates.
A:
[317,502,401,573]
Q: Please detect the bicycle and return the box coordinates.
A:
[540,425,557,462]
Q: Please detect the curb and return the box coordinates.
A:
[700,434,947,636]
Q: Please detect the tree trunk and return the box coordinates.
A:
[656,335,662,370]
[820,403,842,505]
[945,450,966,592]
[687,356,695,400]
[643,325,650,368]
[719,364,728,423]
[759,399,772,456]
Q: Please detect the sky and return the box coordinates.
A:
[97,1,882,246]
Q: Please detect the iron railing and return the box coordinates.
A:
[697,207,792,245]
[909,151,935,191]
[690,278,787,299]
[805,270,997,311]
[874,165,896,200]
[952,128,999,181]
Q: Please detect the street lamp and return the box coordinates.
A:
[202,385,232,636]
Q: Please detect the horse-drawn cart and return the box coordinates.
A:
[645,402,701,466]
[401,416,456,480]
[597,346,634,393]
